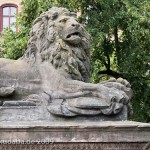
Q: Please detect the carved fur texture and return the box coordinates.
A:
[23,7,91,82]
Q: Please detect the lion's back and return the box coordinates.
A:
[0,58,15,68]
[0,59,42,97]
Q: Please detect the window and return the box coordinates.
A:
[0,4,18,32]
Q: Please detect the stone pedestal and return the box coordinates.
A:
[0,105,128,122]
[0,121,149,150]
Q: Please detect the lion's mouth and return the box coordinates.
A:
[65,32,81,44]
[66,32,81,39]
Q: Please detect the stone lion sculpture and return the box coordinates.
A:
[0,7,132,117]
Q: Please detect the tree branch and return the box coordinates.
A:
[114,25,120,63]
[106,53,110,69]
[98,69,124,79]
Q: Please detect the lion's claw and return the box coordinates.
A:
[116,78,131,88]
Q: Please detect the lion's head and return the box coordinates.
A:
[22,7,91,82]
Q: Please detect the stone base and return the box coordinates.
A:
[0,121,150,150]
[0,143,149,150]
[0,105,127,122]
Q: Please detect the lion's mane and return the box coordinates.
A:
[22,7,91,82]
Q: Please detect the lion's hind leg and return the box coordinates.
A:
[0,87,15,98]
[0,86,15,106]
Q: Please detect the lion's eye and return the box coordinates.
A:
[59,18,67,23]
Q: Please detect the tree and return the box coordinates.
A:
[0,0,149,122]
[56,0,150,122]
[0,0,54,59]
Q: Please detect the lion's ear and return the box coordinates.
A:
[46,26,56,43]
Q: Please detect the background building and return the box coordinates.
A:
[0,0,21,32]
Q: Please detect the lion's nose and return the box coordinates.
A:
[71,22,80,28]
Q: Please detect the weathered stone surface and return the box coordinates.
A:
[0,7,133,119]
[0,143,149,150]
[0,106,128,121]
[0,121,149,143]
[0,87,15,97]
[3,101,36,106]
[0,7,148,150]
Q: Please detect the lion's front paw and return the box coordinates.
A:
[100,77,131,88]
[99,77,133,115]
[100,77,132,100]
[116,77,131,88]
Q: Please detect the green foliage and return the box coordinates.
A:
[0,0,55,59]
[0,0,149,122]
[57,0,150,122]
[0,29,28,59]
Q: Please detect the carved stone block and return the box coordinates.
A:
[0,121,149,150]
